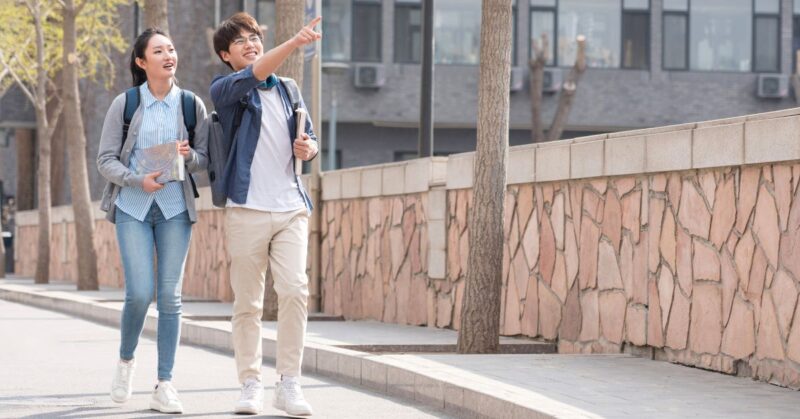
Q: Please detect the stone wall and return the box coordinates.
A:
[15,191,234,302]
[13,108,800,389]
[317,108,800,390]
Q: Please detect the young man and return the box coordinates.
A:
[211,12,321,416]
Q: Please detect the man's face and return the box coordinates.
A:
[221,30,264,71]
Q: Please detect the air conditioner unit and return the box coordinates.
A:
[757,74,788,98]
[542,68,563,93]
[353,64,385,89]
[510,67,524,92]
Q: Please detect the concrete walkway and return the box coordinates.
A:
[1,277,798,418]
[0,299,451,419]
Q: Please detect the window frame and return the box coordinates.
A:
[321,0,354,62]
[351,0,383,63]
[530,2,558,67]
[394,2,423,63]
[621,5,651,69]
[662,7,690,71]
[752,0,781,73]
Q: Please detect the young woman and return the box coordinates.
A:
[97,28,208,414]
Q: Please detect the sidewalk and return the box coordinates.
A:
[1,276,797,419]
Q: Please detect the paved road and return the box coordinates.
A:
[0,300,451,418]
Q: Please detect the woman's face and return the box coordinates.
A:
[136,34,177,82]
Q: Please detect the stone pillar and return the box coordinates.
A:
[427,187,446,279]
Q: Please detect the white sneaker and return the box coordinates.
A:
[234,377,264,415]
[110,359,135,403]
[149,381,184,414]
[273,377,313,416]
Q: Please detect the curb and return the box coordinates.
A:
[0,284,597,419]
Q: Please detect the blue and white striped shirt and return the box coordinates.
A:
[115,82,187,221]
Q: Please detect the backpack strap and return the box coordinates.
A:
[280,77,301,112]
[180,89,197,148]
[122,87,140,144]
[179,89,199,199]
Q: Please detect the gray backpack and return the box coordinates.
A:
[207,77,303,208]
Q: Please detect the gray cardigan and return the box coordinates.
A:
[97,89,209,223]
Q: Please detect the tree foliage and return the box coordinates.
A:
[0,0,127,97]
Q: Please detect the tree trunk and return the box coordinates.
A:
[529,34,548,143]
[49,76,68,206]
[262,0,306,321]
[15,128,36,211]
[34,87,52,285]
[33,2,52,285]
[63,0,99,290]
[274,0,305,85]
[457,0,512,354]
[548,35,586,142]
[143,0,169,32]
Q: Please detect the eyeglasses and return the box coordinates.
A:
[232,34,262,47]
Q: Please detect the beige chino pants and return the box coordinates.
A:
[226,207,309,383]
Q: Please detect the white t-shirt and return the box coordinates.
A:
[227,88,305,212]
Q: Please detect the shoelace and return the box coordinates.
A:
[241,380,261,399]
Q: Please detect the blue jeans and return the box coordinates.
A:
[115,205,191,381]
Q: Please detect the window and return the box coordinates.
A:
[395,0,422,62]
[664,0,688,9]
[690,0,751,72]
[396,0,515,65]
[322,0,381,62]
[532,0,650,69]
[353,0,382,62]
[530,3,556,65]
[663,13,688,69]
[322,0,352,61]
[664,0,778,72]
[754,9,780,72]
[622,1,650,69]
[434,0,482,64]
[256,0,276,50]
[558,0,621,68]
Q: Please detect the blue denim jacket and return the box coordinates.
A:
[210,65,316,211]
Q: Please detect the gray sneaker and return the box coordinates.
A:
[273,377,312,416]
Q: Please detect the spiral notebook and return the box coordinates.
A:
[134,141,184,184]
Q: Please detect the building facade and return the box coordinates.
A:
[2,0,800,205]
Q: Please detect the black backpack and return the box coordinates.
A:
[122,86,200,198]
[207,77,303,208]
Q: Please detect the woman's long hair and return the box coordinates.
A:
[130,28,170,87]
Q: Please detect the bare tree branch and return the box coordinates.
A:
[0,51,36,104]
[548,35,586,142]
[529,33,548,142]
